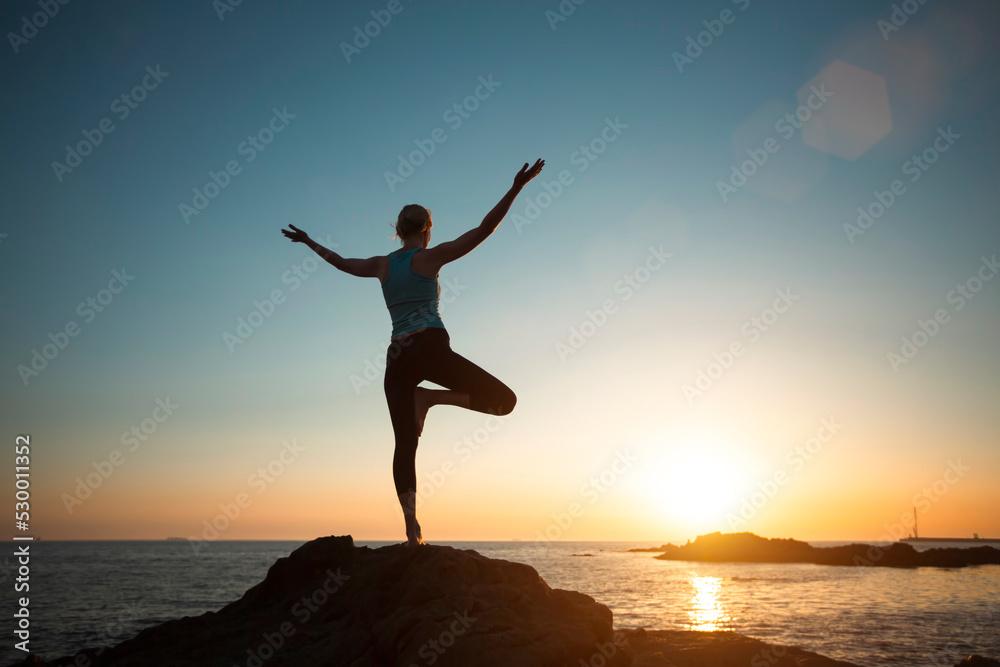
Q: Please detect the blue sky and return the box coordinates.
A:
[2,0,998,541]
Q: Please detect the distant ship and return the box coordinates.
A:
[901,507,1000,544]
[165,537,188,541]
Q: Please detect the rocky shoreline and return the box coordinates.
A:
[7,535,997,666]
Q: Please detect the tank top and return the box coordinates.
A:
[381,248,446,339]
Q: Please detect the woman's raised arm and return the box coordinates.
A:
[423,159,545,269]
[281,224,384,279]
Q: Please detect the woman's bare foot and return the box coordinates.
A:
[398,490,425,548]
[405,518,425,548]
[414,386,432,436]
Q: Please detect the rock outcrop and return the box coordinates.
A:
[652,532,1000,568]
[622,628,863,667]
[954,657,1000,667]
[14,536,633,667]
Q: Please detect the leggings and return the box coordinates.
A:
[383,327,516,496]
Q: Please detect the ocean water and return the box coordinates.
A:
[2,540,997,667]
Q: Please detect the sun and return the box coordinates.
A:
[666,452,740,523]
[639,437,745,531]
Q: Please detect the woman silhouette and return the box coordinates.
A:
[281,159,544,547]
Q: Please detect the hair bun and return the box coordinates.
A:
[394,204,432,241]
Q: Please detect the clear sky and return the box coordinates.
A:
[2,0,998,543]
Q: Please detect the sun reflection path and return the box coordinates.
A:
[686,574,731,632]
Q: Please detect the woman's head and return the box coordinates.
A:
[393,204,432,246]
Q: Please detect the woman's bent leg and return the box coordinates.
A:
[421,331,516,417]
[415,386,469,436]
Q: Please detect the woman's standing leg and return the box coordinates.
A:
[384,335,425,547]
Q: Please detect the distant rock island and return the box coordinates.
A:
[638,532,1000,568]
[8,535,877,667]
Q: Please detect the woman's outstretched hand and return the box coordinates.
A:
[513,159,545,190]
[281,224,311,244]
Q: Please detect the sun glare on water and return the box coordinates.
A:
[686,575,731,631]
